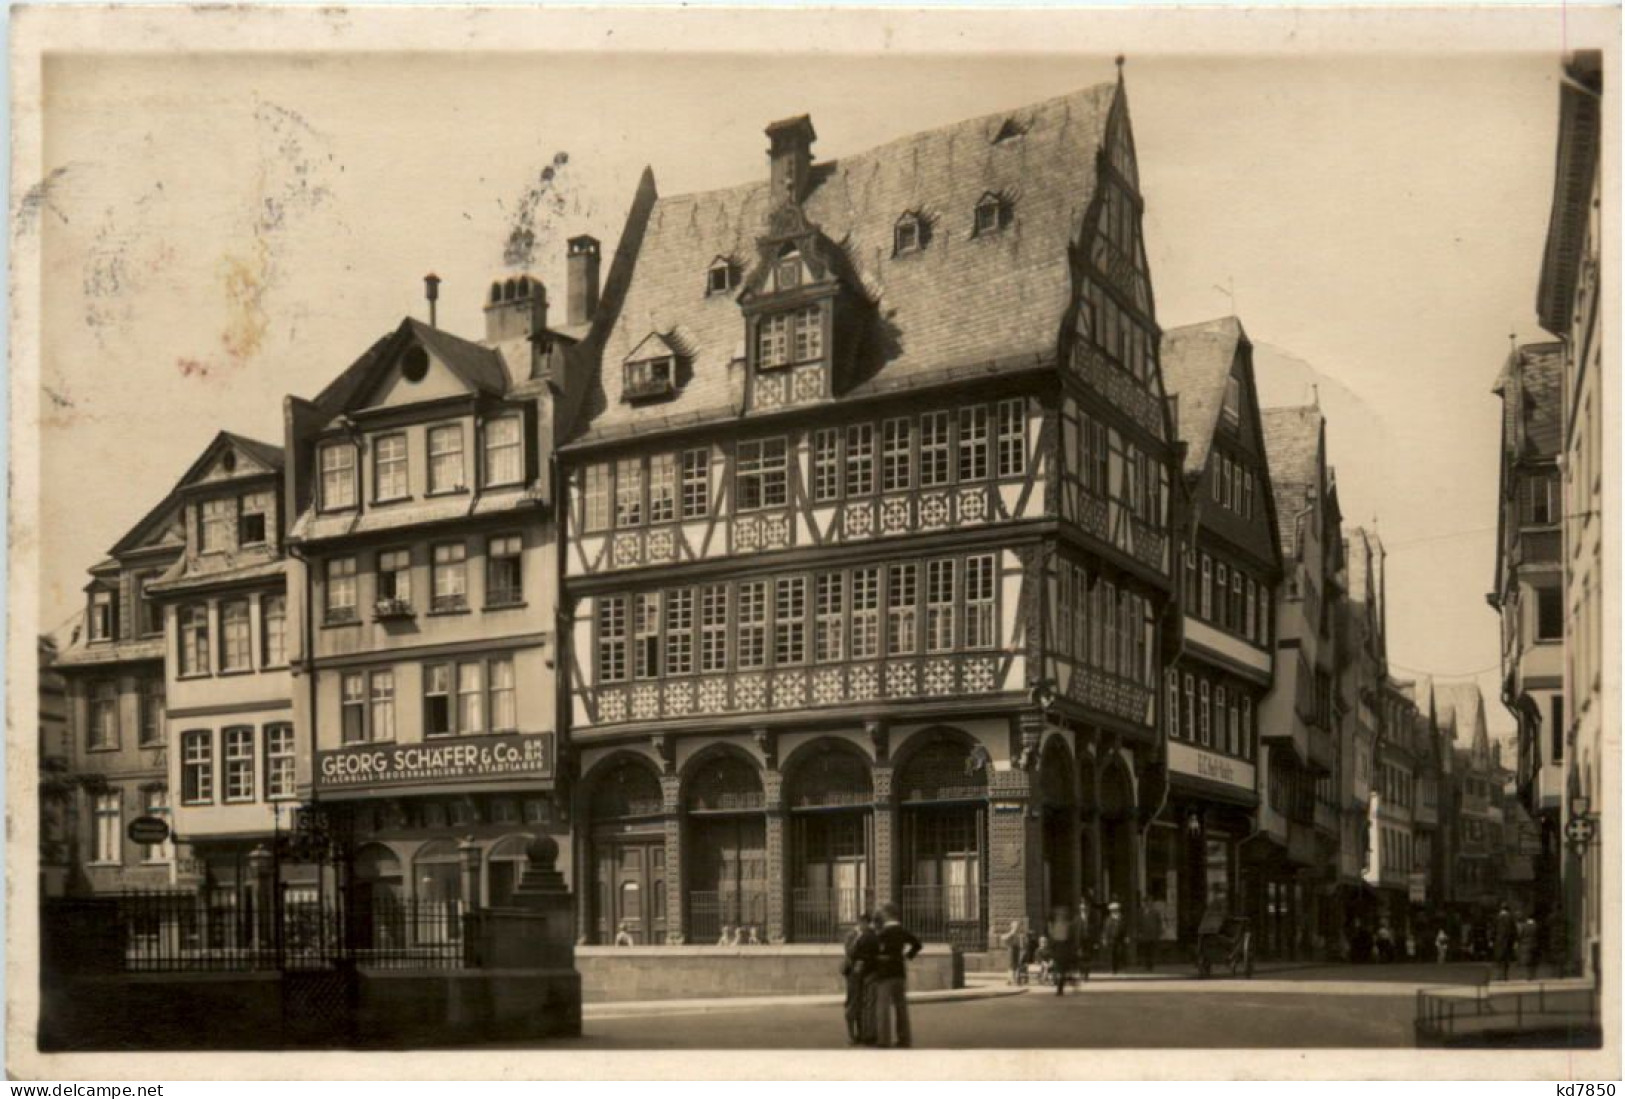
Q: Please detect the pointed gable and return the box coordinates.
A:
[1261,405,1325,558]
[1161,316,1246,477]
[314,318,510,421]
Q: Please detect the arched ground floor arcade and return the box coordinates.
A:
[572,715,1159,948]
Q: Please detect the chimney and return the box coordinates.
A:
[484,275,547,345]
[765,115,816,208]
[424,272,441,328]
[566,236,601,327]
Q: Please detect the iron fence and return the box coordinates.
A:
[688,887,769,944]
[901,883,987,948]
[789,888,874,943]
[42,891,471,974]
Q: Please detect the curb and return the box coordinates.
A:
[584,984,1026,1020]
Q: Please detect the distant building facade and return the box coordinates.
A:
[1157,317,1282,951]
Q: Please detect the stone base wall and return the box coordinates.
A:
[39,968,581,1051]
[577,944,962,1002]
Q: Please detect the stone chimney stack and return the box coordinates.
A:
[566,236,601,327]
[485,275,548,345]
[765,114,817,208]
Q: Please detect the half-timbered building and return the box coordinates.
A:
[284,273,579,921]
[1155,317,1282,952]
[559,74,1178,948]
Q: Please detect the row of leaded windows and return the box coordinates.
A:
[756,305,823,369]
[594,554,997,683]
[318,416,523,511]
[1053,562,1157,686]
[177,594,287,677]
[809,400,1026,504]
[1183,545,1271,646]
[584,449,711,532]
[1209,449,1257,520]
[1067,408,1165,528]
[1165,668,1255,760]
[323,537,522,621]
[180,723,296,805]
[339,656,518,744]
[1076,277,1157,388]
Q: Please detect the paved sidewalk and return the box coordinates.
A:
[584,983,1027,1020]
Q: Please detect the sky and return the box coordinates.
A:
[34,40,1578,732]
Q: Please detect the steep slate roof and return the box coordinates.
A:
[1160,316,1245,476]
[577,82,1120,442]
[1511,342,1564,459]
[1260,405,1323,557]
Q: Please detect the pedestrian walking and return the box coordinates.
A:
[870,902,923,1048]
[1076,896,1096,982]
[1435,926,1450,964]
[1101,901,1126,975]
[999,919,1032,985]
[1492,902,1518,981]
[1517,914,1540,981]
[842,916,879,1045]
[1046,906,1079,996]
[1137,894,1164,972]
[1375,922,1395,964]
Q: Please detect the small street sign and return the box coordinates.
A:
[126,815,171,846]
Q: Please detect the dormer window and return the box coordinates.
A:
[707,258,739,296]
[894,212,931,256]
[88,589,115,642]
[625,355,675,401]
[1222,375,1242,426]
[319,442,358,511]
[756,304,822,370]
[973,193,1013,236]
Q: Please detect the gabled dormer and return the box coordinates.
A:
[621,331,683,402]
[173,432,287,566]
[734,116,869,413]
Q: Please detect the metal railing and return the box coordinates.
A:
[901,883,987,948]
[42,892,471,974]
[1415,981,1601,1047]
[688,887,769,944]
[790,887,875,943]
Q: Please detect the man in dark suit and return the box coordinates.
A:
[1493,902,1518,981]
[842,915,880,1045]
[871,902,923,1049]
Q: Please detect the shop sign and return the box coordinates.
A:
[1168,742,1255,792]
[316,732,554,791]
[126,815,171,845]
